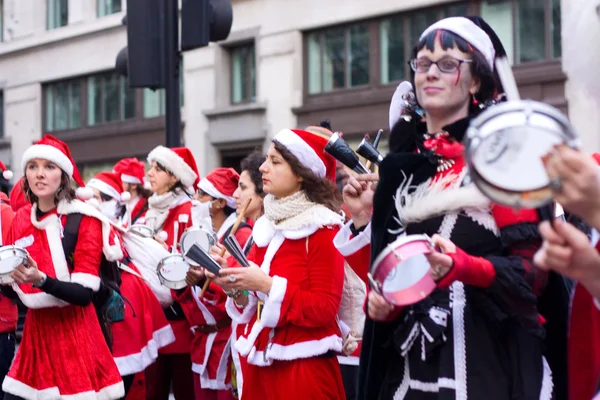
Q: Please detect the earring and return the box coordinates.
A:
[471,93,479,106]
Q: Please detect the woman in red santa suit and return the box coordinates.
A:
[86,171,176,397]
[205,128,347,399]
[113,158,151,227]
[142,146,199,400]
[0,134,124,400]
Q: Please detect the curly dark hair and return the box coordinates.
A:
[240,152,266,197]
[23,170,76,206]
[272,141,342,212]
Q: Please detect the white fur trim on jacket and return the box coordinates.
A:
[21,145,74,177]
[2,376,125,400]
[70,273,101,291]
[273,129,326,178]
[225,295,258,324]
[260,276,287,328]
[333,221,372,256]
[198,178,236,209]
[147,146,198,187]
[420,17,495,70]
[114,325,175,376]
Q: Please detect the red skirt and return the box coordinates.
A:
[241,355,344,400]
[112,268,176,376]
[2,304,124,399]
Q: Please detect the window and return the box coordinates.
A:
[481,0,561,64]
[45,80,81,131]
[307,24,369,94]
[143,64,184,118]
[98,0,122,17]
[47,0,68,30]
[88,72,135,125]
[380,3,467,84]
[231,43,256,104]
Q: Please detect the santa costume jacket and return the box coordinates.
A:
[346,118,555,400]
[226,197,346,399]
[3,200,124,400]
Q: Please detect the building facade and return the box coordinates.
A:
[0,0,597,182]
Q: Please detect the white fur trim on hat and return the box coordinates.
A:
[273,129,326,178]
[88,178,121,201]
[198,178,236,209]
[21,144,74,177]
[147,146,197,187]
[420,17,495,70]
[121,173,142,184]
[75,187,94,201]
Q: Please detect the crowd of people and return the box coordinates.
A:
[0,14,597,400]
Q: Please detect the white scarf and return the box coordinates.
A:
[145,190,190,232]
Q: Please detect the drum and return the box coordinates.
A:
[465,100,579,209]
[0,246,28,284]
[128,224,154,238]
[157,254,190,290]
[180,227,216,255]
[370,234,437,306]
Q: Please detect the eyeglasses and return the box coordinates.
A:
[409,57,472,74]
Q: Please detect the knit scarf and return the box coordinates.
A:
[145,190,190,232]
[263,190,343,232]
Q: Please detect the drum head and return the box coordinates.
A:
[180,229,212,255]
[158,256,190,289]
[0,247,27,275]
[381,254,431,294]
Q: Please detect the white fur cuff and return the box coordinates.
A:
[260,276,287,328]
[333,221,371,256]
[71,273,101,291]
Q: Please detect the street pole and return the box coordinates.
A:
[164,0,181,148]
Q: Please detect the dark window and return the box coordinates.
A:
[88,72,135,126]
[45,80,82,131]
[143,62,184,117]
[98,0,122,17]
[231,43,256,104]
[47,0,68,30]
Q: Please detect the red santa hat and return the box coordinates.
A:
[147,146,200,190]
[198,168,239,209]
[9,177,28,212]
[21,134,93,200]
[113,157,146,185]
[87,172,131,203]
[272,128,336,182]
[0,161,13,181]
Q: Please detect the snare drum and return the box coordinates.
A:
[157,254,190,290]
[180,227,216,255]
[0,246,28,284]
[465,100,579,209]
[128,224,154,238]
[370,235,436,306]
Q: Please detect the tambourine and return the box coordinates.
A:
[156,254,190,290]
[0,246,29,284]
[369,234,437,306]
[465,100,579,209]
[128,224,154,239]
[180,227,217,256]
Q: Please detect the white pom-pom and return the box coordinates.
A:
[157,230,168,241]
[2,170,13,180]
[144,180,152,190]
[120,191,131,202]
[86,198,100,210]
[76,187,94,201]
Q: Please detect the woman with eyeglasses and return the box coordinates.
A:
[336,17,556,399]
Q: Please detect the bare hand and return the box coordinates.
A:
[367,291,394,321]
[342,173,378,228]
[11,255,44,285]
[542,146,600,228]
[208,245,229,269]
[534,220,600,297]
[426,234,455,281]
[216,263,273,294]
[185,266,205,286]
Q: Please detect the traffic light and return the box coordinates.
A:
[181,0,233,51]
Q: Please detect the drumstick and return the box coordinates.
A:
[365,161,372,171]
[199,198,253,298]
[495,57,520,102]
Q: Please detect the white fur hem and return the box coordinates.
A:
[333,221,371,256]
[242,334,343,366]
[147,146,197,187]
[2,376,125,400]
[114,325,175,376]
[71,273,101,291]
[260,276,287,328]
[22,145,74,177]
[12,285,69,309]
[225,296,258,324]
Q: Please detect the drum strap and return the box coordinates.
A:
[62,213,84,270]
